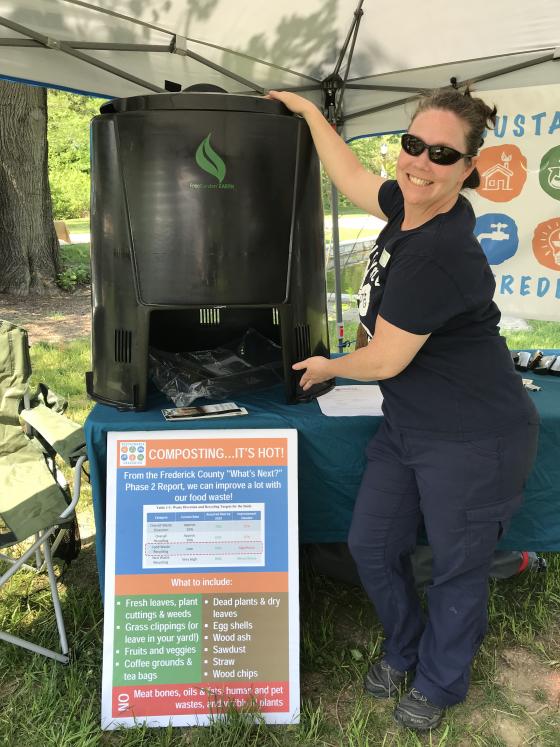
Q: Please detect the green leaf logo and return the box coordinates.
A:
[195,133,226,183]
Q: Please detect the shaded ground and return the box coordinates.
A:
[0,287,91,342]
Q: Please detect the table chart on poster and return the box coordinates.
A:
[143,504,265,568]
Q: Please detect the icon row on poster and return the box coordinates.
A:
[476,144,560,203]
[475,213,560,269]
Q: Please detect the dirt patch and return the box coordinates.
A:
[0,287,91,343]
[497,646,560,711]
[492,713,533,747]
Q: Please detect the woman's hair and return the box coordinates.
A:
[410,86,497,189]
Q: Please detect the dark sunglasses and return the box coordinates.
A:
[401,133,475,165]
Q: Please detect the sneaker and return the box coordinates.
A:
[394,687,444,731]
[364,658,410,699]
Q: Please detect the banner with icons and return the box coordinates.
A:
[467,84,560,321]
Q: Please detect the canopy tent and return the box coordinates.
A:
[1,0,560,329]
[1,1,558,136]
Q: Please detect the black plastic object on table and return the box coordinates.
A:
[86,91,334,410]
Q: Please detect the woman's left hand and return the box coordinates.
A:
[292,356,332,391]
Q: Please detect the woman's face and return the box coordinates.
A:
[396,108,477,213]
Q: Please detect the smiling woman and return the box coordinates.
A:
[396,108,476,228]
[269,86,540,732]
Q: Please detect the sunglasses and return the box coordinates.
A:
[401,133,475,165]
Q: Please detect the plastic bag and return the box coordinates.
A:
[149,328,283,406]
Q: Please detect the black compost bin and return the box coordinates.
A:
[86,92,333,410]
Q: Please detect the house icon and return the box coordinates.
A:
[482,153,514,191]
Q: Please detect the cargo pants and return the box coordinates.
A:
[348,416,539,707]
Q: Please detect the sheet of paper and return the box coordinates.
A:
[317,385,384,417]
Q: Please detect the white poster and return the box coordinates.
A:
[101,429,299,729]
[467,84,560,321]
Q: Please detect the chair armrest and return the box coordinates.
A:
[20,404,87,466]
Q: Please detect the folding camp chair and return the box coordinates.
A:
[0,319,87,663]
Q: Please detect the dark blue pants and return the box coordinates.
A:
[348,418,539,707]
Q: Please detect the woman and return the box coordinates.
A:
[268,88,539,731]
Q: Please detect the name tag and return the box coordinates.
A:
[379,249,391,268]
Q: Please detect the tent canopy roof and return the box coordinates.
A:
[0,0,559,135]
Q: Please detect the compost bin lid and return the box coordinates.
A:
[100,92,289,116]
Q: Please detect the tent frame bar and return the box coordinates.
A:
[455,50,558,87]
[0,39,170,52]
[0,17,264,95]
[333,0,365,78]
[345,93,420,121]
[0,15,165,92]
[274,84,322,94]
[345,82,433,93]
[63,0,320,85]
[343,49,559,123]
[176,42,264,93]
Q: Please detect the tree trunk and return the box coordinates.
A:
[0,80,59,294]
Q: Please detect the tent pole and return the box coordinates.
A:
[322,0,366,355]
[330,181,345,354]
[334,6,364,122]
[332,0,365,77]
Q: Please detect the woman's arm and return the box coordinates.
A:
[268,91,388,220]
[293,315,430,390]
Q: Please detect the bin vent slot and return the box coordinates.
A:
[294,324,311,359]
[200,308,221,325]
[113,245,129,258]
[272,307,280,325]
[114,329,132,363]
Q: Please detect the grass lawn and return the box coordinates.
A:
[61,215,378,244]
[64,217,90,234]
[59,243,91,272]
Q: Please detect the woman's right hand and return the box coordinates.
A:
[266,90,317,118]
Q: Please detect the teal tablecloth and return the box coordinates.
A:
[85,364,560,589]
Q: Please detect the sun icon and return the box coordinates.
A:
[533,217,560,271]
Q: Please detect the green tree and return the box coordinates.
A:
[47,90,104,219]
[321,133,402,213]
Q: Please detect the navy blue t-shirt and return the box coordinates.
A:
[358,180,536,439]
